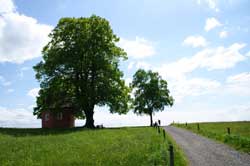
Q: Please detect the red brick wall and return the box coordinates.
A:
[41,111,75,128]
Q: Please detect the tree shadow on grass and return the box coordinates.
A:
[0,127,89,137]
[0,126,149,137]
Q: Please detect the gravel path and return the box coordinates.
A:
[163,126,250,166]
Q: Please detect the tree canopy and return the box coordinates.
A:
[33,15,130,128]
[131,69,174,126]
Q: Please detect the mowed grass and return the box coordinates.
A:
[0,127,187,166]
[173,121,250,153]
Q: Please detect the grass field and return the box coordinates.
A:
[173,121,250,153]
[0,127,187,166]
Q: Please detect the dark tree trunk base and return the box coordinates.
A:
[150,113,153,127]
[83,124,95,129]
[84,108,95,129]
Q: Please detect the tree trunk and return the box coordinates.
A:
[84,107,95,128]
[150,112,153,127]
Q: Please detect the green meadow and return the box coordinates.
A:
[0,127,187,166]
[173,121,250,153]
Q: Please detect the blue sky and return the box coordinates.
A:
[0,0,250,127]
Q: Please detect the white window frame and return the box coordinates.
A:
[56,112,63,120]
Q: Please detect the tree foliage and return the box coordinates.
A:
[131,69,174,126]
[33,15,130,128]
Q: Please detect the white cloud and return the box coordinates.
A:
[197,0,219,12]
[0,0,52,63]
[125,77,132,86]
[27,104,36,110]
[154,43,246,102]
[227,72,250,84]
[118,37,156,59]
[18,66,30,78]
[206,0,218,11]
[199,43,246,70]
[7,88,14,93]
[0,106,40,128]
[127,61,152,71]
[205,17,222,31]
[0,75,11,86]
[169,77,221,102]
[156,65,221,102]
[27,88,40,98]
[183,35,208,48]
[219,30,228,38]
[0,0,15,13]
[21,67,30,71]
[225,72,250,96]
[135,61,152,70]
[246,51,250,57]
[127,61,135,70]
[157,43,246,80]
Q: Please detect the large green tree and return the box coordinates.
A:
[131,69,174,126]
[33,15,130,128]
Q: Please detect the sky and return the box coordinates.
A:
[0,0,250,128]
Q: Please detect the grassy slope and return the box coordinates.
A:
[173,121,250,153]
[0,127,187,166]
